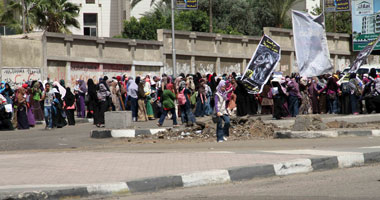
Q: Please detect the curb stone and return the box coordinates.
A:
[274,129,380,139]
[90,128,166,139]
[2,150,380,200]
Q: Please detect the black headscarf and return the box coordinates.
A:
[63,87,75,107]
[135,76,141,85]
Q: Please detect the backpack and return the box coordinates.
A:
[341,82,350,94]
[177,89,186,105]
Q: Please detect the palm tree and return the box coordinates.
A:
[31,0,79,33]
[265,0,301,28]
[0,0,23,34]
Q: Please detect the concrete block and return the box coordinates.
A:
[105,111,132,129]
[364,152,380,163]
[310,157,339,171]
[228,165,275,181]
[90,130,112,138]
[127,176,183,193]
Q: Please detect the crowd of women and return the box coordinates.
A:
[0,69,379,142]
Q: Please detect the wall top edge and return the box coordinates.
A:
[44,32,163,46]
[264,27,351,38]
[159,29,262,41]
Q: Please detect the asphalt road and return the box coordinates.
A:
[92,164,380,200]
[2,121,380,153]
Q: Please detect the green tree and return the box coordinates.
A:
[264,0,301,28]
[0,0,23,34]
[311,6,352,34]
[122,2,208,40]
[31,0,80,33]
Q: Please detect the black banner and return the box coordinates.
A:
[241,35,281,94]
[349,34,380,73]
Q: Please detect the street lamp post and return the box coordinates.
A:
[171,0,177,77]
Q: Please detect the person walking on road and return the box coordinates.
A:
[157,83,179,127]
[214,80,230,142]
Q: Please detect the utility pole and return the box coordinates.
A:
[22,0,26,33]
[209,0,212,33]
[171,0,177,77]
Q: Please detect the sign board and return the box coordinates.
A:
[351,0,380,51]
[241,35,281,94]
[176,0,198,9]
[325,0,350,12]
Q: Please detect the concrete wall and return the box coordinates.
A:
[0,36,43,87]
[0,27,358,88]
[158,29,261,76]
[45,32,163,87]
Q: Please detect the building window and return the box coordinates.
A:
[84,13,97,37]
[86,0,95,4]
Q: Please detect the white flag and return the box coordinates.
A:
[292,10,333,77]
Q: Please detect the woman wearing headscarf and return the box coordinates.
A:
[195,79,206,117]
[127,78,138,122]
[157,83,179,127]
[319,77,340,114]
[270,78,288,120]
[110,80,122,111]
[144,76,155,120]
[52,89,67,128]
[76,80,87,118]
[16,84,29,129]
[26,86,35,127]
[136,76,148,122]
[31,81,44,121]
[308,77,320,114]
[1,83,14,104]
[298,77,312,115]
[0,81,5,95]
[63,87,76,125]
[214,80,230,142]
[94,79,111,127]
[86,79,97,119]
[52,81,66,99]
[348,73,362,115]
[260,82,273,115]
[178,80,196,126]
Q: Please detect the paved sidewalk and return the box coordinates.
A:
[0,151,314,186]
[1,145,380,199]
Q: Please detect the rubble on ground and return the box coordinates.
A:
[137,116,278,141]
[326,120,358,129]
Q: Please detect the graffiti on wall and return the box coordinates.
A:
[48,67,66,83]
[164,62,191,76]
[136,66,160,77]
[71,62,102,86]
[336,57,351,71]
[197,63,214,75]
[103,64,131,78]
[221,63,241,75]
[1,68,41,87]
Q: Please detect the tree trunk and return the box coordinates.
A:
[209,0,212,33]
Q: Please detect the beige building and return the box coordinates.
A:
[68,0,132,37]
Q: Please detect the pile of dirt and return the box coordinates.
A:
[138,116,278,142]
[326,120,358,129]
[292,115,328,131]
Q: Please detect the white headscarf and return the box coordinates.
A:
[53,81,66,99]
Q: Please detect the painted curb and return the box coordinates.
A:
[3,151,380,200]
[274,130,380,139]
[90,128,166,139]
